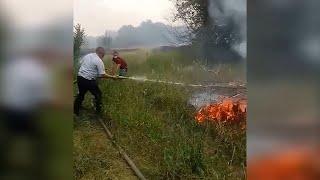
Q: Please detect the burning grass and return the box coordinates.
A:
[195,98,247,124]
[74,80,246,179]
[73,49,246,179]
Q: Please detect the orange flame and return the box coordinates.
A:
[248,148,320,180]
[195,98,247,123]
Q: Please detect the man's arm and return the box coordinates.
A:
[111,62,121,75]
[99,73,118,79]
[97,59,121,79]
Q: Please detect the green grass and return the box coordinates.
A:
[103,49,246,84]
[74,49,246,179]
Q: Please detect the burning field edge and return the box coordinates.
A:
[73,50,247,179]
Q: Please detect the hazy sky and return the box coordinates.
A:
[74,0,176,36]
[1,0,71,28]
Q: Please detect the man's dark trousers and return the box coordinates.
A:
[74,76,102,115]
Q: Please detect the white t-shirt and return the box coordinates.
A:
[0,57,52,111]
[78,53,105,80]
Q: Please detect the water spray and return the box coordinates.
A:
[73,75,245,88]
[114,75,245,88]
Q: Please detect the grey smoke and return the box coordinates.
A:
[189,92,224,109]
[208,0,247,58]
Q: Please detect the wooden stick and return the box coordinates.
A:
[98,118,147,180]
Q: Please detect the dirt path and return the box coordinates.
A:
[74,117,138,180]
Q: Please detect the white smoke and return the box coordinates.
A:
[208,0,247,58]
[233,41,247,58]
[189,92,224,109]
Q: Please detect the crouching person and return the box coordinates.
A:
[111,51,128,77]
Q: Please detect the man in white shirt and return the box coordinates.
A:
[74,47,115,116]
[1,55,53,133]
[0,52,57,178]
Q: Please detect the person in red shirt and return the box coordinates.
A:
[111,51,128,76]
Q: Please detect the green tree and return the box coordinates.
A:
[172,0,210,33]
[171,0,240,62]
[73,24,86,63]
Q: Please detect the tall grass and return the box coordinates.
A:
[103,49,246,84]
[74,49,246,179]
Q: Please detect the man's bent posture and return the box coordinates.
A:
[74,47,115,116]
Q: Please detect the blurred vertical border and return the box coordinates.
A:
[248,0,320,179]
[0,0,73,179]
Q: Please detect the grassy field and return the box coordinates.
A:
[73,49,246,179]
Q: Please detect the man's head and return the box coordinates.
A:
[112,50,119,58]
[96,47,105,59]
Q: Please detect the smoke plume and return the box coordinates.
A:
[208,0,247,58]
